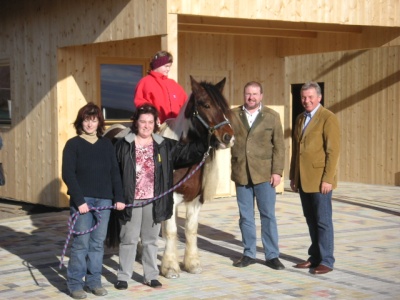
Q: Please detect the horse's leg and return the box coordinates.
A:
[183,196,203,274]
[161,193,182,279]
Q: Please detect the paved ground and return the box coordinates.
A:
[0,181,399,299]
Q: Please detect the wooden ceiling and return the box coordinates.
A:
[178,15,363,39]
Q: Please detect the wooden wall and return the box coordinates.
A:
[178,34,284,107]
[284,46,400,186]
[0,0,167,206]
[278,27,400,57]
[170,0,400,27]
[57,37,161,206]
[178,32,400,186]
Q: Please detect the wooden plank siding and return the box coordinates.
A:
[0,0,167,206]
[169,0,400,27]
[284,46,400,186]
[0,0,399,207]
[57,38,161,206]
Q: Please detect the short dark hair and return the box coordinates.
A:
[73,102,105,137]
[131,104,160,134]
[243,81,263,94]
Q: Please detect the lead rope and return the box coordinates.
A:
[59,147,211,269]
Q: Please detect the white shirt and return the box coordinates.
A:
[243,104,262,127]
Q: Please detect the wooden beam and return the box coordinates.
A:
[178,23,318,38]
[178,15,363,35]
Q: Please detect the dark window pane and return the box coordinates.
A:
[100,64,142,119]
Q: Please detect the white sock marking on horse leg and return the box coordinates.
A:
[183,197,202,273]
[161,193,183,278]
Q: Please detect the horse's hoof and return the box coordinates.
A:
[164,270,180,279]
[186,266,203,274]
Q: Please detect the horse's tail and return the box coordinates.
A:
[105,209,121,248]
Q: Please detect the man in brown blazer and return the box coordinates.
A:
[231,81,285,270]
[290,81,340,275]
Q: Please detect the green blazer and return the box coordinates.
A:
[230,105,285,185]
[290,105,340,193]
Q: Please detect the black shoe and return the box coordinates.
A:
[114,281,128,290]
[145,279,162,288]
[265,257,285,270]
[233,256,256,268]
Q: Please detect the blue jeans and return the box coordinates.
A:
[299,187,335,269]
[236,182,280,260]
[67,198,112,293]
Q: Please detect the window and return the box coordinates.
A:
[97,57,148,123]
[0,60,11,125]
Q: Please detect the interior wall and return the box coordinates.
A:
[284,46,400,186]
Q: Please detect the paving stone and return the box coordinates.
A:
[0,181,399,299]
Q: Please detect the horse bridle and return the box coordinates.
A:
[192,109,230,134]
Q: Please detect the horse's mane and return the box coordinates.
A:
[162,80,231,141]
[160,96,190,140]
[198,81,231,117]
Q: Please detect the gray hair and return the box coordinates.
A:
[301,82,321,96]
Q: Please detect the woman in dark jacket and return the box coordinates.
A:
[114,104,206,290]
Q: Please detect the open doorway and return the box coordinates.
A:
[291,82,324,136]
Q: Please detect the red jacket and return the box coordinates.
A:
[134,71,187,123]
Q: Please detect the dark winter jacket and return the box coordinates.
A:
[115,131,207,223]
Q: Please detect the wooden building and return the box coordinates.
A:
[0,0,399,207]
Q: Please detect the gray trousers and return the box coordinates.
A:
[117,201,161,282]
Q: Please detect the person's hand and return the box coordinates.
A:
[270,174,281,188]
[78,203,90,214]
[115,202,126,211]
[320,182,332,194]
[290,180,298,192]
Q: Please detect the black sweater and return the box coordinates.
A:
[62,136,124,208]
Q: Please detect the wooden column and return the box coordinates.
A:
[162,12,179,81]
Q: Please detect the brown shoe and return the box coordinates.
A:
[294,260,316,269]
[311,264,333,274]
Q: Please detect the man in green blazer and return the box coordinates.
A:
[290,81,340,275]
[231,81,285,270]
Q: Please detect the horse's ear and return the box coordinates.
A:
[215,77,226,93]
[185,76,198,118]
[190,75,202,94]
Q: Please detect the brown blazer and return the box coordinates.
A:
[289,105,340,193]
[231,105,285,185]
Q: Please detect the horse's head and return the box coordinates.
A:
[185,76,234,150]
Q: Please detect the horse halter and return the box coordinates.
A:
[192,109,230,134]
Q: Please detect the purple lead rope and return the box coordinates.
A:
[59,150,210,269]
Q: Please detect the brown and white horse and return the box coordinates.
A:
[104,76,234,279]
[160,76,234,279]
